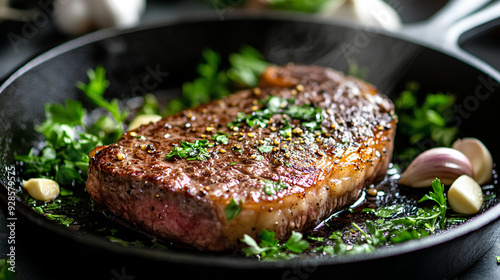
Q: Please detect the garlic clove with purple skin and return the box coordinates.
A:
[399,147,474,188]
[452,138,493,185]
[448,174,484,214]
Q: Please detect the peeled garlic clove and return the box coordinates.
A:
[22,178,60,202]
[452,138,493,185]
[399,147,473,188]
[448,175,484,214]
[127,114,162,131]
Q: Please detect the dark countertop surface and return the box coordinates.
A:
[1,1,499,279]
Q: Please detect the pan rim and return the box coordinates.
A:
[2,9,500,91]
[1,10,499,270]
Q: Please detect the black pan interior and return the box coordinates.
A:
[1,13,500,279]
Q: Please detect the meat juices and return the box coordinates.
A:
[86,64,397,251]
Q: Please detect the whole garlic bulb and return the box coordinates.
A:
[53,0,146,36]
[452,138,493,185]
[448,175,484,214]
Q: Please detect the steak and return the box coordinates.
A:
[86,64,397,251]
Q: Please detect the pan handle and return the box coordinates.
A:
[402,0,500,54]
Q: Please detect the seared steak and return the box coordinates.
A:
[86,64,397,251]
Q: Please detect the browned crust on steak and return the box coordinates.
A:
[86,64,397,251]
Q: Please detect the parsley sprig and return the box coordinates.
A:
[77,66,128,127]
[360,179,448,244]
[418,178,448,230]
[241,229,309,260]
[165,46,270,115]
[395,82,457,161]
[15,66,126,185]
[242,178,456,260]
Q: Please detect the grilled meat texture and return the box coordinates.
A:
[86,64,397,251]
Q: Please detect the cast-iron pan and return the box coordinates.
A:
[1,7,500,280]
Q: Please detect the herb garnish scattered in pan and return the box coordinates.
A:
[12,46,496,260]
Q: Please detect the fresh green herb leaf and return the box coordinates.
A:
[308,236,325,242]
[225,198,243,222]
[418,178,448,230]
[395,83,457,154]
[77,65,128,139]
[262,179,289,196]
[227,45,270,87]
[16,66,129,186]
[15,120,102,185]
[241,229,308,260]
[259,229,280,248]
[59,187,73,197]
[373,204,406,218]
[241,234,270,256]
[284,231,309,253]
[268,0,331,13]
[107,236,146,248]
[43,100,85,127]
[45,213,75,227]
[166,46,270,116]
[258,145,273,153]
[0,258,18,280]
[138,93,161,115]
[357,178,448,247]
[165,140,213,161]
[211,131,229,145]
[390,228,428,243]
[327,230,375,256]
[351,222,386,247]
[230,110,272,130]
[313,245,334,255]
[29,201,75,227]
[279,125,292,138]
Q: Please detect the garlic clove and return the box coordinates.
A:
[452,138,493,185]
[22,178,60,202]
[399,147,473,188]
[127,114,162,131]
[322,0,402,31]
[89,0,146,30]
[448,174,484,214]
[53,0,94,36]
